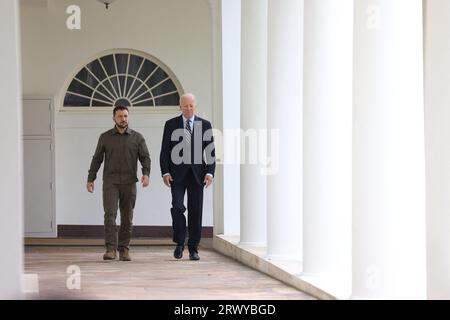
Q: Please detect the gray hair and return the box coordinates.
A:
[180,93,196,105]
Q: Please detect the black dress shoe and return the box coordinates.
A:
[174,245,184,259]
[189,251,200,261]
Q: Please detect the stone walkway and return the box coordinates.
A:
[24,245,315,300]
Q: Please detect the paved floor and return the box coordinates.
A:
[24,245,315,300]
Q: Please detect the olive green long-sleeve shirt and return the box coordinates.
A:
[87,126,151,184]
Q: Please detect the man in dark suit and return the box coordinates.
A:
[160,93,216,261]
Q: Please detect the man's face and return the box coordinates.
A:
[113,109,129,128]
[180,96,196,119]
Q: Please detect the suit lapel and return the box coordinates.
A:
[178,115,184,129]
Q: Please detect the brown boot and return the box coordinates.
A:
[103,249,117,260]
[119,248,131,261]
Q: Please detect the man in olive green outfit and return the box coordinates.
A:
[87,106,151,261]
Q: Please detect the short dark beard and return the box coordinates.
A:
[115,123,128,130]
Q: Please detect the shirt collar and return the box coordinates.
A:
[182,114,195,124]
[113,125,130,135]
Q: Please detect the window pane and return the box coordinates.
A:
[64,93,90,106]
[91,98,111,107]
[132,92,152,105]
[128,80,145,99]
[108,77,121,97]
[86,60,107,81]
[155,92,179,106]
[152,79,177,97]
[128,55,144,76]
[147,68,168,87]
[95,83,115,101]
[92,92,113,105]
[99,55,116,77]
[115,98,131,107]
[115,54,129,75]
[75,68,98,88]
[130,85,148,101]
[68,79,93,97]
[123,75,135,95]
[118,75,127,96]
[135,99,154,107]
[137,59,157,81]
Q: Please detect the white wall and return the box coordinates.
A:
[424,0,450,299]
[20,0,214,227]
[0,0,23,299]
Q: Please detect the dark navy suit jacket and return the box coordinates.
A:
[160,115,216,185]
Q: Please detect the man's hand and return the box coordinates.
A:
[204,175,213,188]
[141,175,150,187]
[87,182,94,193]
[163,175,173,187]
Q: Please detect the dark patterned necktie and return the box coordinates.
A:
[185,119,192,145]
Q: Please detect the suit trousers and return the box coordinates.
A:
[170,169,204,250]
[103,182,136,251]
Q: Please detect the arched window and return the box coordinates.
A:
[62,50,183,108]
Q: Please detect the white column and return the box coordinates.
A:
[353,0,426,299]
[302,0,353,296]
[221,0,241,236]
[208,0,225,236]
[0,0,24,299]
[266,0,303,260]
[423,0,450,299]
[240,0,267,246]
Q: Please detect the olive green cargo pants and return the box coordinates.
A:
[102,182,136,251]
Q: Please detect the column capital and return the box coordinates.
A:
[207,0,218,12]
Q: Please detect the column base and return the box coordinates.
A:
[214,234,335,300]
[300,271,351,300]
[238,241,267,247]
